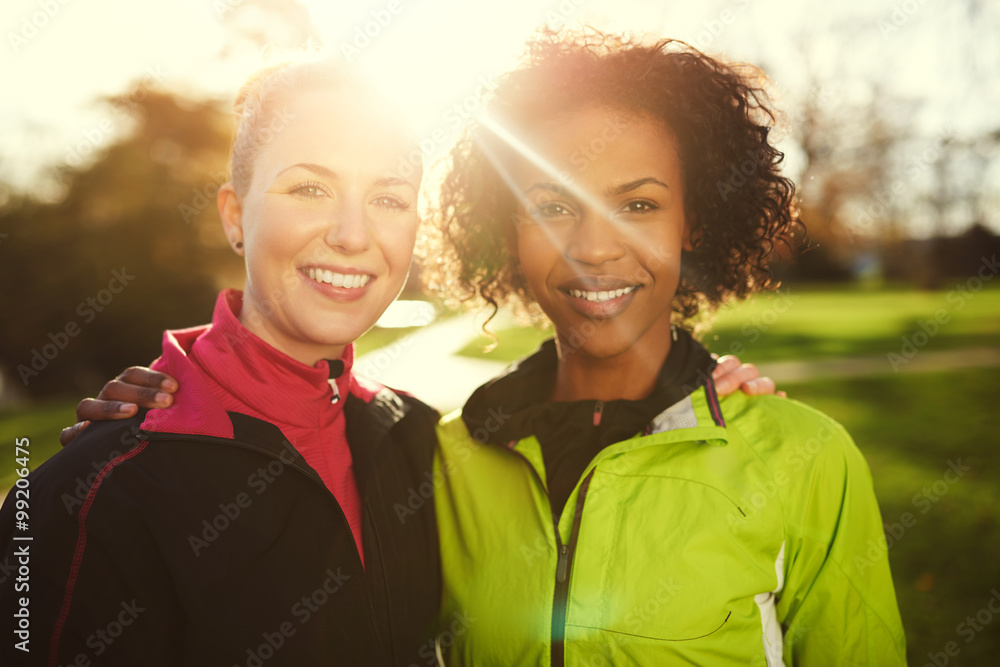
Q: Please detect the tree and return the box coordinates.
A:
[0,86,242,398]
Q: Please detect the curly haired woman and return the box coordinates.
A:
[428,29,905,665]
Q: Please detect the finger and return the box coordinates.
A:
[98,379,173,409]
[115,367,178,393]
[776,391,788,399]
[741,376,777,396]
[712,355,741,380]
[59,420,90,448]
[76,397,138,422]
[713,364,759,397]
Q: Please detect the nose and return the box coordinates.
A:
[325,199,371,254]
[565,212,625,266]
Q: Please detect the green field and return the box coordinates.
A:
[704,283,1000,362]
[2,285,998,661]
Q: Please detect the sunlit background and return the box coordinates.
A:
[2,1,1000,662]
[3,0,999,236]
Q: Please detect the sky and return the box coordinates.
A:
[1,0,997,235]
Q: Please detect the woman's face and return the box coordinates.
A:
[511,106,692,360]
[222,88,421,365]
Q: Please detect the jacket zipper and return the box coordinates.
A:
[550,469,594,667]
[505,445,596,667]
[140,432,390,666]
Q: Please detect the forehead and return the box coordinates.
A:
[510,105,681,185]
[256,87,419,180]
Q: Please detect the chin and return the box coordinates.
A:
[298,322,365,350]
[556,325,639,360]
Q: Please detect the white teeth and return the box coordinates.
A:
[568,286,637,302]
[306,269,370,289]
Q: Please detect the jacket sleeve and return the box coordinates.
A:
[0,435,178,666]
[775,415,907,665]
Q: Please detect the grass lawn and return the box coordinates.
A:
[354,324,425,357]
[0,399,78,489]
[457,283,1000,363]
[704,282,1000,362]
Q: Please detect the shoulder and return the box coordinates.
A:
[350,372,440,426]
[29,414,154,494]
[720,392,871,490]
[435,409,479,448]
[437,409,467,433]
[0,415,170,544]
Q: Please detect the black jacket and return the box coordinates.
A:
[0,388,442,666]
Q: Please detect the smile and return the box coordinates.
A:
[566,286,638,303]
[305,268,371,289]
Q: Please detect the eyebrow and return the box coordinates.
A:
[524,177,670,199]
[278,162,337,180]
[525,182,565,196]
[607,177,671,196]
[276,163,415,188]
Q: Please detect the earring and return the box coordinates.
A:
[231,236,243,250]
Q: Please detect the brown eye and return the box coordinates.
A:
[289,181,329,199]
[372,195,409,210]
[622,200,657,213]
[534,202,573,217]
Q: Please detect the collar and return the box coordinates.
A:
[461,327,720,448]
[188,289,354,429]
[142,289,358,439]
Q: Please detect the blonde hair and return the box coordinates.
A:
[229,59,367,196]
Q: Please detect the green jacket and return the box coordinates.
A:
[434,385,906,665]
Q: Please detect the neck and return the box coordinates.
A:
[551,330,672,403]
[239,301,346,368]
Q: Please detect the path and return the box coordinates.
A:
[355,312,508,414]
[756,346,1000,383]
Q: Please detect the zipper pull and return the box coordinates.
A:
[593,400,604,427]
[326,358,345,405]
[556,544,569,583]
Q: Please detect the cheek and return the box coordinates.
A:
[245,202,310,254]
[378,218,419,273]
[515,229,565,307]
[640,228,686,278]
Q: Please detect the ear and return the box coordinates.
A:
[682,216,701,252]
[218,183,245,256]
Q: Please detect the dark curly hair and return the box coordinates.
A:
[423,28,801,330]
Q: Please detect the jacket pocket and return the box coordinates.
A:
[565,470,777,643]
